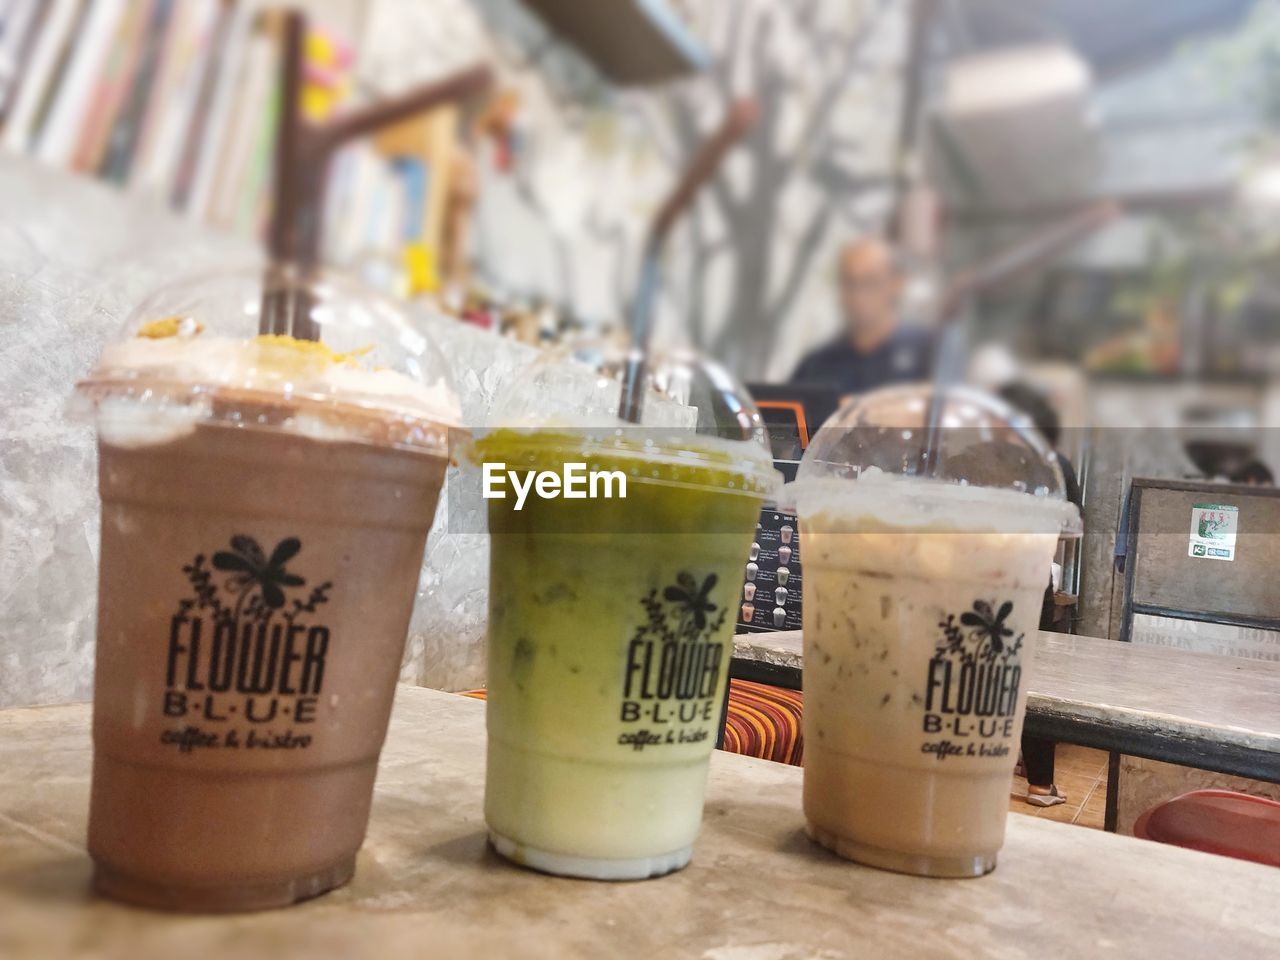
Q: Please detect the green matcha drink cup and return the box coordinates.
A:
[476,350,780,880]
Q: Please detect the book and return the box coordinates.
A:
[0,0,44,123]
[392,156,428,243]
[128,0,217,198]
[185,0,254,219]
[35,0,125,165]
[70,0,153,173]
[1,0,84,152]
[170,0,237,209]
[100,0,175,183]
[207,13,276,228]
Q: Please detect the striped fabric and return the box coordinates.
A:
[721,679,805,767]
[457,679,805,768]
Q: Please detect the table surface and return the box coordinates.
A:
[2,687,1279,959]
[733,630,1280,781]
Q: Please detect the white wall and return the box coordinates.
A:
[355,0,907,381]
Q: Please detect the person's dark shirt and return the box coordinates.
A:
[790,327,933,394]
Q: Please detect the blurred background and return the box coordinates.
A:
[3,0,1279,388]
[6,0,1280,696]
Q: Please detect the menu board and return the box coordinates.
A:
[733,383,834,636]
[737,505,802,633]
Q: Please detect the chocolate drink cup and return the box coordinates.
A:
[87,420,447,910]
[73,269,459,911]
[796,480,1064,878]
[477,428,776,881]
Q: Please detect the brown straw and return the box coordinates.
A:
[937,199,1121,325]
[314,65,493,158]
[918,198,1121,476]
[266,9,306,266]
[647,98,757,251]
[260,9,310,338]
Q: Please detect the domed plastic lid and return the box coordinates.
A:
[792,384,1081,535]
[72,266,461,454]
[481,339,781,499]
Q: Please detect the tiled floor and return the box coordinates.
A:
[1009,743,1109,830]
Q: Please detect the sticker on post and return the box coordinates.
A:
[1188,503,1238,561]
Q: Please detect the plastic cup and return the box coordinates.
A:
[789,386,1079,878]
[71,270,460,911]
[474,346,779,880]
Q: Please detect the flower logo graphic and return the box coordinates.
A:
[960,600,1015,656]
[633,571,728,648]
[177,535,330,631]
[663,572,719,632]
[937,599,1023,665]
[212,536,306,610]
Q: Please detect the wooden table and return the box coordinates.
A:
[732,630,1280,783]
[3,687,1278,958]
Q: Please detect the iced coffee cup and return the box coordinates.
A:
[789,385,1079,878]
[472,346,780,880]
[70,269,461,911]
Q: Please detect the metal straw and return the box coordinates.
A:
[260,9,493,339]
[618,99,757,424]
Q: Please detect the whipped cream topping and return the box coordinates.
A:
[79,335,461,449]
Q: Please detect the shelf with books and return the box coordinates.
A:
[0,0,472,299]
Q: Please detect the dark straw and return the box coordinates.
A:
[261,9,309,338]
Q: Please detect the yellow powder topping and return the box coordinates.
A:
[132,321,373,367]
[252,334,373,366]
[137,316,204,338]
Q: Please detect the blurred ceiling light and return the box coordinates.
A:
[946,43,1092,114]
[931,43,1100,209]
[1241,164,1280,206]
[969,342,1021,389]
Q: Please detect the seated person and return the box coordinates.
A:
[790,237,933,397]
